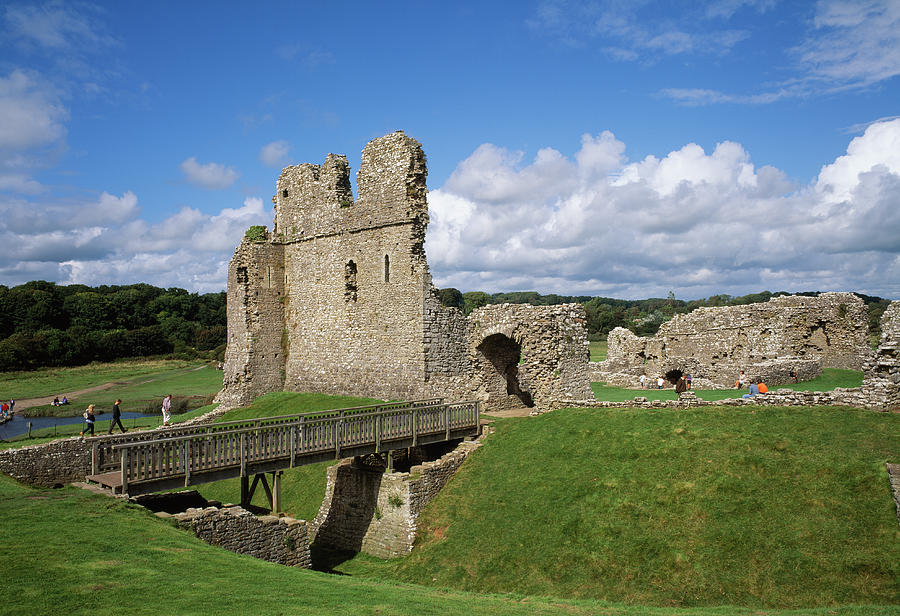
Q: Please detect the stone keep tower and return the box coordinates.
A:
[218,131,437,406]
[217,131,593,410]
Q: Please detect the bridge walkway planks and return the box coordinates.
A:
[85,399,480,501]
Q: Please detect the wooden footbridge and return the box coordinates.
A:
[86,398,480,511]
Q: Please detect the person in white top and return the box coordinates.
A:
[161,394,172,426]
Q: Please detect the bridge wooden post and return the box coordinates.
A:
[375,414,381,453]
[240,432,247,477]
[445,405,450,441]
[184,440,191,487]
[412,408,418,447]
[272,471,282,513]
[289,425,296,468]
[240,476,249,507]
[120,448,129,495]
[91,441,99,475]
[335,411,344,460]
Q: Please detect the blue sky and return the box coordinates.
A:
[1,1,899,299]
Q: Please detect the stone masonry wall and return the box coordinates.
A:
[0,436,91,487]
[462,304,593,409]
[599,293,869,389]
[217,131,595,411]
[169,505,311,568]
[310,438,482,558]
[861,301,900,411]
[216,239,285,408]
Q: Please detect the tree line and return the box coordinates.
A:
[437,288,891,342]
[1,280,889,371]
[0,281,226,371]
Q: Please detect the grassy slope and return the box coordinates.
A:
[1,476,895,616]
[336,406,900,610]
[592,369,864,402]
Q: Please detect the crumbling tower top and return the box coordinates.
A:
[273,131,427,241]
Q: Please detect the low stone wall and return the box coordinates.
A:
[166,505,311,568]
[0,437,91,487]
[311,438,482,558]
[549,387,872,411]
[590,358,821,390]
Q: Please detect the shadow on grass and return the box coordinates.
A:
[310,543,355,574]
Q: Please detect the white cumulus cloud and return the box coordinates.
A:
[425,119,900,299]
[180,157,239,190]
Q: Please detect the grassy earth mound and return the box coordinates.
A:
[334,406,899,610]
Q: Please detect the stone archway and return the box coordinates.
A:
[476,333,534,409]
[664,368,683,385]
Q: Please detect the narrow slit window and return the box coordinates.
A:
[384,254,390,283]
[344,260,358,302]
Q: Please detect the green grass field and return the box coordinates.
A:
[333,406,899,610]
[592,369,864,402]
[1,366,898,614]
[590,340,608,362]
[7,360,223,418]
[2,404,898,615]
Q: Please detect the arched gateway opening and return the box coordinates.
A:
[476,333,534,409]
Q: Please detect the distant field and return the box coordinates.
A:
[589,340,607,362]
[592,368,864,402]
[0,359,211,401]
[0,359,223,447]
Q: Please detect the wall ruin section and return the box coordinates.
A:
[217,132,592,410]
[595,293,870,389]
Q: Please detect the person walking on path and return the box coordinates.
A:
[8,399,14,414]
[161,394,172,427]
[639,374,646,389]
[80,404,96,438]
[108,398,127,434]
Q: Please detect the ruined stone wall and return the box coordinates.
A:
[169,505,311,568]
[464,304,592,409]
[310,438,482,558]
[657,293,868,369]
[217,132,593,411]
[0,436,91,487]
[423,290,469,380]
[861,301,900,411]
[216,239,285,408]
[600,293,869,389]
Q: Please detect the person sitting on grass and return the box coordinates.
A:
[742,380,760,399]
[52,397,60,406]
[80,404,96,438]
[757,381,769,394]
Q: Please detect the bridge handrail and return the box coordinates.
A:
[96,397,443,443]
[106,400,480,492]
[109,400,480,451]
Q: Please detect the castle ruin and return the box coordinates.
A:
[595,293,871,388]
[216,132,592,411]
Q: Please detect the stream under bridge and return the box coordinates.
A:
[85,398,481,511]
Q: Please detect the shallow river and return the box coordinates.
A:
[0,411,157,440]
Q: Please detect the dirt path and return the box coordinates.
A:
[482,406,535,418]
